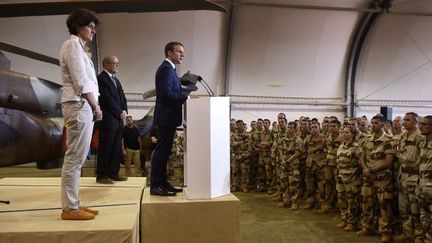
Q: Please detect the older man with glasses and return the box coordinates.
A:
[96,55,128,184]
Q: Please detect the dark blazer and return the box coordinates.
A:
[153,60,187,128]
[97,70,128,130]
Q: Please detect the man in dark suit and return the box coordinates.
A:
[96,55,128,184]
[150,42,188,196]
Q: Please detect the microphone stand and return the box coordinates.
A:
[198,78,215,96]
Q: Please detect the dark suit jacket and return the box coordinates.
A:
[97,70,128,130]
[153,60,187,128]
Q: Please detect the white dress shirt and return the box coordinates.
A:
[60,35,99,103]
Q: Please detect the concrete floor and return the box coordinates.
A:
[0,166,381,243]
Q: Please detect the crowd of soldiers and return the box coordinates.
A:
[230,112,432,243]
[166,130,185,184]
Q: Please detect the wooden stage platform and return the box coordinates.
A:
[0,177,240,243]
[0,177,145,243]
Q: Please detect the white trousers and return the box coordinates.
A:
[61,101,94,210]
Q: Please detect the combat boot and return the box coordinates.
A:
[392,233,408,241]
[277,201,290,208]
[289,204,299,211]
[381,233,391,242]
[356,228,373,236]
[335,222,346,228]
[303,202,313,210]
[318,204,330,213]
[344,224,354,232]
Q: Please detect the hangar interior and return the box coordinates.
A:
[1,0,432,243]
[1,0,431,124]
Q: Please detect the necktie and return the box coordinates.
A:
[111,76,118,89]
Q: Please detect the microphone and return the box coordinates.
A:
[180,71,214,96]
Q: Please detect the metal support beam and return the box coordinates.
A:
[223,0,236,96]
[345,3,382,117]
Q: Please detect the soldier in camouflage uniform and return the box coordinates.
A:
[249,120,261,190]
[322,117,330,136]
[269,121,279,195]
[321,119,342,213]
[274,118,289,204]
[271,113,287,198]
[392,112,423,242]
[357,115,394,243]
[390,116,405,237]
[177,130,185,185]
[231,120,250,192]
[279,120,303,210]
[356,119,369,145]
[298,119,311,199]
[303,122,327,210]
[336,125,362,232]
[416,115,432,243]
[166,132,178,181]
[230,119,237,134]
[257,119,272,192]
[230,119,237,188]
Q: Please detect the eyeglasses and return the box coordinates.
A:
[420,122,432,126]
[86,24,96,30]
[108,62,120,66]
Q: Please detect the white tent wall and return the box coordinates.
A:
[228,5,359,98]
[97,10,227,95]
[355,0,432,117]
[226,4,360,121]
[356,14,432,101]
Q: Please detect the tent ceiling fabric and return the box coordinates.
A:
[0,0,226,18]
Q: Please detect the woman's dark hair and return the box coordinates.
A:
[66,8,99,35]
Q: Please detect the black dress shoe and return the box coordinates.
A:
[163,182,183,193]
[150,187,177,196]
[110,175,128,181]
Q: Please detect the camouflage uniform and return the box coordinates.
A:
[258,128,272,192]
[279,134,303,208]
[230,130,236,188]
[231,131,250,191]
[249,129,261,190]
[336,141,362,228]
[304,133,327,208]
[297,130,310,198]
[355,131,368,145]
[270,127,282,195]
[177,131,185,184]
[323,133,342,211]
[273,128,289,200]
[416,137,432,242]
[360,133,394,234]
[396,129,422,240]
[167,132,178,180]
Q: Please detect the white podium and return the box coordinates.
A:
[185,97,230,199]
